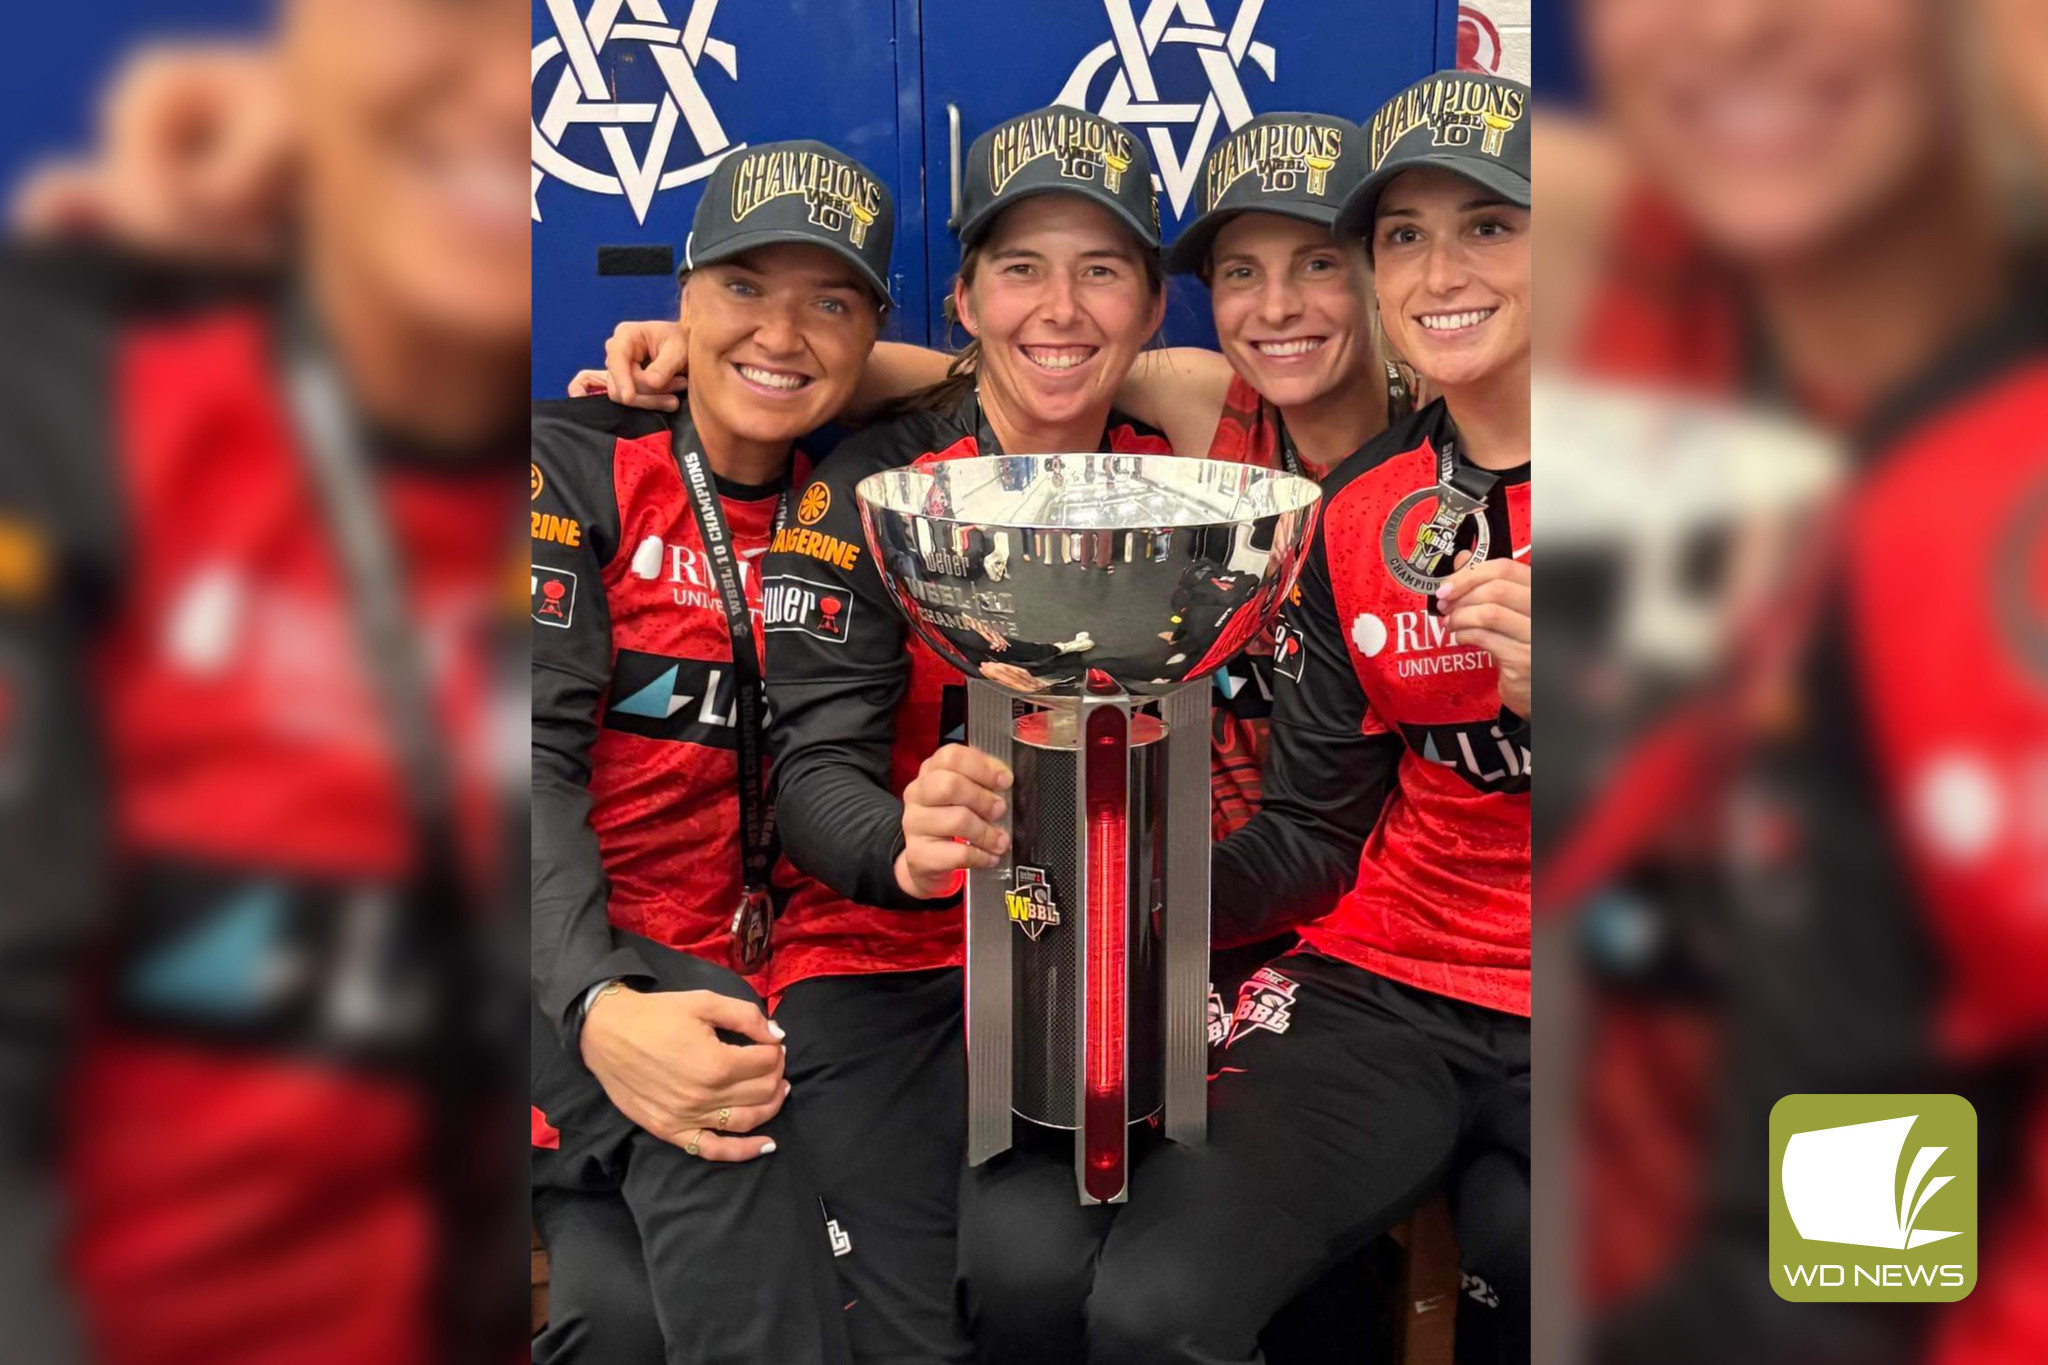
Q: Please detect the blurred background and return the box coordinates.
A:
[0,1,528,1362]
[0,2,265,194]
[1534,2,2048,1364]
[12,1,2047,1363]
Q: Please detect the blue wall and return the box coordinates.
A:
[0,0,268,193]
[531,0,1457,395]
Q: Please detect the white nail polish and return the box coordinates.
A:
[769,1021,786,1040]
[761,1140,777,1154]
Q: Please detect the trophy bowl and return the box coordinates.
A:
[854,453,1322,698]
[855,453,1323,1204]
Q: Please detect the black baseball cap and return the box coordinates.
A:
[684,139,895,305]
[1165,112,1363,275]
[1333,72,1531,245]
[952,107,1161,252]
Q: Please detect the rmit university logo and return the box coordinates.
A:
[1770,1094,1977,1302]
[1054,1,1279,219]
[1005,866,1061,941]
[629,534,766,620]
[531,0,743,225]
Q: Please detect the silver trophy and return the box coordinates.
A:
[856,453,1321,1203]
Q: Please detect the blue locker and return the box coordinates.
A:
[531,0,926,394]
[530,1,1456,394]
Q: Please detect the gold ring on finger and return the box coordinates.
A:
[716,1106,731,1129]
[685,1129,702,1157]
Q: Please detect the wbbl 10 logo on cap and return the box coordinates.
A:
[729,147,884,247]
[1203,122,1344,208]
[987,111,1138,196]
[1367,76,1526,171]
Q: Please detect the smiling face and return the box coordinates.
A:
[1371,168,1530,395]
[281,0,530,344]
[1207,213,1375,410]
[1582,0,1950,262]
[956,195,1165,439]
[682,243,882,446]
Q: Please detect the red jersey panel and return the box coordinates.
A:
[531,400,850,1004]
[1298,401,1532,1015]
[101,310,510,884]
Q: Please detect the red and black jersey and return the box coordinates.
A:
[102,313,515,884]
[1200,373,1406,850]
[530,398,829,1035]
[1201,374,1290,841]
[1216,397,1531,1016]
[0,246,522,1365]
[762,389,1171,996]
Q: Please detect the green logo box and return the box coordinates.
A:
[1769,1093,1976,1302]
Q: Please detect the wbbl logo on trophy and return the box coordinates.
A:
[1006,865,1062,941]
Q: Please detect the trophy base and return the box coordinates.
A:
[964,681,1214,1204]
[1007,707,1165,1132]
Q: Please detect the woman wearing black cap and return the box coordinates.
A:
[583,111,1408,851]
[1080,70,1533,1365]
[530,140,896,1365]
[753,104,1172,1365]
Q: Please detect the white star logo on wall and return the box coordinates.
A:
[1054,0,1278,219]
[530,0,743,224]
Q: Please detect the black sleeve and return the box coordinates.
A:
[528,407,657,1054]
[1212,516,1402,944]
[765,433,955,911]
[0,244,137,1363]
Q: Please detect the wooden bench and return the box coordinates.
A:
[532,1227,549,1337]
[1387,1191,1461,1365]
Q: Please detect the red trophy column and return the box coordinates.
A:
[1082,703,1129,1201]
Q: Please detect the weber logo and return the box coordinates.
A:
[1270,620,1307,684]
[763,573,852,644]
[532,565,577,629]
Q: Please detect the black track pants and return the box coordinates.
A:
[774,966,975,1364]
[956,949,1529,1364]
[531,936,853,1365]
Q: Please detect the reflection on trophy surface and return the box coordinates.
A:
[857,454,1320,1203]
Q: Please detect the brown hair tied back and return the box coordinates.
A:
[884,235,1167,418]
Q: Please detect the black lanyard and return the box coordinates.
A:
[1273,362,1416,477]
[1414,420,1499,613]
[961,388,1007,456]
[1435,428,1500,507]
[668,421,788,962]
[1275,419,1305,478]
[282,302,461,892]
